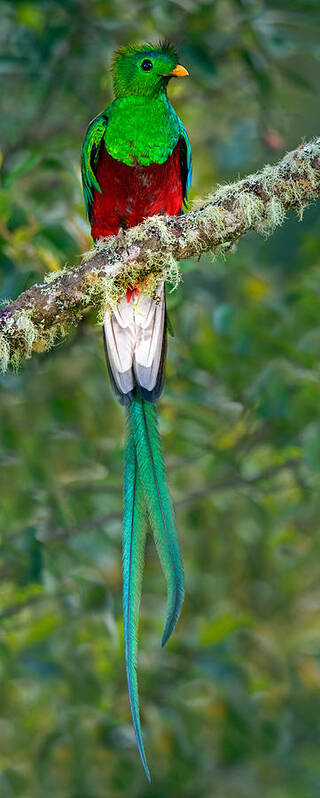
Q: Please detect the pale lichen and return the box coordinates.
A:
[198,141,319,242]
[197,204,226,240]
[235,193,264,228]
[15,309,38,356]
[0,335,10,373]
[164,253,181,291]
[261,195,286,234]
[43,268,65,285]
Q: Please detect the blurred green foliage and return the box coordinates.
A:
[2,1,320,796]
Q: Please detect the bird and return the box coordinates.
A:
[81,41,192,781]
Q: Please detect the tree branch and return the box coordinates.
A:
[1,137,320,371]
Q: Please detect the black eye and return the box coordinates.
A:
[141,59,153,71]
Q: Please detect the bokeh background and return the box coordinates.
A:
[1,1,320,796]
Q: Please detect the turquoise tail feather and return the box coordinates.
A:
[122,419,150,782]
[129,396,184,647]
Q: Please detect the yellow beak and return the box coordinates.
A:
[167,64,189,77]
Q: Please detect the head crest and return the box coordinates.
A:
[111,41,180,98]
[112,40,178,67]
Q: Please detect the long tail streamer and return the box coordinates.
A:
[122,418,150,781]
[129,396,184,647]
[123,395,184,779]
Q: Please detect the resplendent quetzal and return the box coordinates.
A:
[81,41,192,780]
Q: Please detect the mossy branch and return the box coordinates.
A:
[1,137,320,372]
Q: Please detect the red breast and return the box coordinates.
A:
[91,140,183,240]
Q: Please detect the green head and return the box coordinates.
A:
[111,41,189,99]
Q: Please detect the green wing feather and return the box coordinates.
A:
[176,114,192,203]
[122,419,150,781]
[129,396,184,647]
[81,112,108,217]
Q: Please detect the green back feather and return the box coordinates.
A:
[122,421,150,781]
[129,397,184,646]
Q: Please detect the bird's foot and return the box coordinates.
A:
[126,283,140,303]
